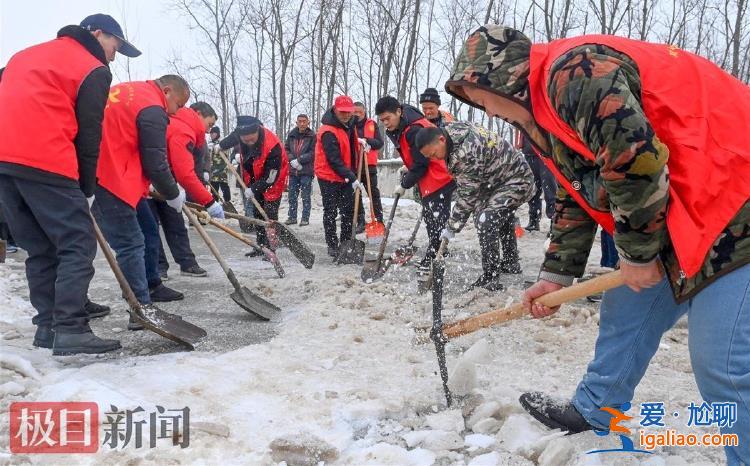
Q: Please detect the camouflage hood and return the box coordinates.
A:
[445,25,532,111]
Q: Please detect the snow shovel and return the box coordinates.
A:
[392,209,423,265]
[183,206,282,320]
[90,214,207,350]
[336,155,367,265]
[207,183,238,215]
[219,151,315,269]
[361,193,400,282]
[188,208,285,279]
[414,270,624,344]
[418,239,448,294]
[429,238,452,406]
[362,149,385,244]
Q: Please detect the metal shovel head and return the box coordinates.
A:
[273,221,315,268]
[365,221,385,242]
[132,306,207,350]
[336,238,365,265]
[361,257,385,282]
[231,286,282,321]
[392,245,418,265]
[222,200,238,214]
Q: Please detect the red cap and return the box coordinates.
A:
[334,95,355,112]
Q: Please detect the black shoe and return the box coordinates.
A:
[33,325,54,349]
[483,277,506,292]
[84,300,111,319]
[181,265,207,277]
[327,246,339,258]
[52,331,121,355]
[128,312,144,331]
[245,248,264,258]
[525,220,541,232]
[519,392,594,434]
[499,264,523,274]
[299,220,309,227]
[285,218,297,225]
[149,284,184,302]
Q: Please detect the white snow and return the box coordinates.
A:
[0,197,726,465]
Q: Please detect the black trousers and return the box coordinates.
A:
[210,181,231,202]
[318,179,355,249]
[422,185,454,261]
[475,209,521,275]
[148,199,199,273]
[525,154,557,221]
[357,166,383,224]
[256,197,280,248]
[0,175,94,333]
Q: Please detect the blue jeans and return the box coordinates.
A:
[91,188,151,304]
[573,263,750,465]
[135,199,162,289]
[600,230,619,268]
[287,174,312,221]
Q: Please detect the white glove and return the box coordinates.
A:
[244,187,255,200]
[203,171,210,182]
[393,184,406,197]
[206,201,225,219]
[397,165,408,176]
[351,180,365,194]
[233,153,241,164]
[87,195,95,208]
[440,228,455,242]
[166,189,186,212]
[358,138,371,152]
[290,159,303,170]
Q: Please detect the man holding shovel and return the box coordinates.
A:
[414,123,534,291]
[219,117,289,255]
[375,96,456,275]
[0,14,140,354]
[446,25,750,464]
[314,95,368,258]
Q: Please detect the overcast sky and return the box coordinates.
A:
[1,0,199,83]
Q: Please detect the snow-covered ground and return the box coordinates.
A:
[0,191,725,465]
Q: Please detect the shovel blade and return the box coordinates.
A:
[336,239,365,265]
[392,245,418,265]
[222,201,238,214]
[231,286,282,321]
[131,306,207,350]
[273,222,315,268]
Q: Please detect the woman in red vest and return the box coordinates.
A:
[446,25,750,463]
[375,96,456,274]
[0,14,139,355]
[219,117,289,252]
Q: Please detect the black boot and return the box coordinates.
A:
[84,299,111,319]
[468,272,505,292]
[245,248,264,258]
[52,331,121,356]
[519,392,594,434]
[499,220,522,274]
[525,218,540,231]
[327,246,339,258]
[33,325,54,349]
[149,284,184,302]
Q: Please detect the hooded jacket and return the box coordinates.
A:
[446,25,750,301]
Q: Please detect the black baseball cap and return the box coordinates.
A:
[80,14,141,58]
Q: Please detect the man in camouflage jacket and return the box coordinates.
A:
[415,122,534,290]
[207,126,231,202]
[446,25,750,464]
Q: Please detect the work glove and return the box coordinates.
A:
[358,138,371,153]
[397,165,408,176]
[206,201,225,219]
[440,228,455,242]
[86,195,95,209]
[203,171,210,183]
[195,210,211,225]
[244,187,256,200]
[351,180,367,198]
[393,184,406,197]
[290,159,303,171]
[166,189,186,212]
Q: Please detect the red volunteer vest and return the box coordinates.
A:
[528,35,750,277]
[0,37,104,180]
[398,118,453,197]
[167,108,212,206]
[241,128,289,202]
[315,124,353,183]
[97,81,168,208]
[363,119,380,166]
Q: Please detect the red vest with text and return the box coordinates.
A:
[315,125,353,183]
[241,128,289,202]
[97,81,167,208]
[0,36,104,180]
[398,118,453,197]
[363,119,380,166]
[529,35,750,277]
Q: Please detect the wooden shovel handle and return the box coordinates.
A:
[217,150,270,221]
[199,211,259,248]
[442,270,624,340]
[185,200,268,227]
